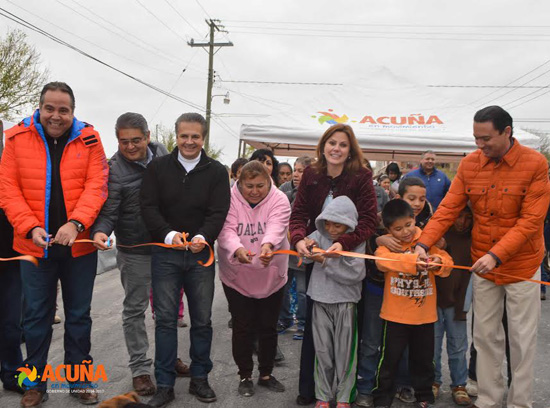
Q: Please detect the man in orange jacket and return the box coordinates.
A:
[0,82,108,407]
[415,106,550,408]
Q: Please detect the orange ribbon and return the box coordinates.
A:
[74,233,215,267]
[0,255,39,267]
[268,247,550,286]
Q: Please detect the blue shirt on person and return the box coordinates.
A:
[404,167,451,211]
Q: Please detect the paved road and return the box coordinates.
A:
[1,266,549,407]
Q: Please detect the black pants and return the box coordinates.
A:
[298,263,316,399]
[223,283,284,379]
[373,321,435,406]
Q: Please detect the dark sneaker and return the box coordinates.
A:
[296,394,316,405]
[396,386,416,403]
[257,375,285,392]
[355,393,374,407]
[148,387,175,408]
[189,377,217,403]
[293,328,304,340]
[238,378,254,397]
[277,321,290,334]
[416,402,435,408]
[274,345,285,363]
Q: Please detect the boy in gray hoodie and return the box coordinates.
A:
[304,196,366,408]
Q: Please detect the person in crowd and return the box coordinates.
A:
[404,151,451,212]
[372,200,452,408]
[230,157,248,187]
[385,163,402,194]
[364,177,434,405]
[378,175,394,200]
[250,149,279,186]
[304,196,366,408]
[278,162,293,185]
[432,206,473,406]
[0,82,109,407]
[217,161,291,397]
[278,156,312,339]
[140,112,230,406]
[415,106,550,408]
[290,123,378,405]
[91,112,191,396]
[0,160,23,396]
[541,204,550,300]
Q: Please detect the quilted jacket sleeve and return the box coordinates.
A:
[69,136,109,229]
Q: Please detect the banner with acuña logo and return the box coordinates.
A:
[239,68,540,161]
[16,361,108,394]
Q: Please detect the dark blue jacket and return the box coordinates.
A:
[404,167,451,211]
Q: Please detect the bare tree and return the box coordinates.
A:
[0,29,49,120]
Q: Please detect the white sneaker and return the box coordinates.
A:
[466,378,478,397]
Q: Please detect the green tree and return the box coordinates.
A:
[153,123,223,160]
[0,29,49,120]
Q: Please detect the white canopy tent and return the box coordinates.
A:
[239,69,540,163]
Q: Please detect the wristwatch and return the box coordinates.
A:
[69,219,85,233]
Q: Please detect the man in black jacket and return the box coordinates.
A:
[92,113,195,397]
[140,113,230,407]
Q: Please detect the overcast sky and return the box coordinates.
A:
[2,0,550,164]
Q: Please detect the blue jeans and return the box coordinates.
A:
[541,261,549,295]
[20,251,97,391]
[434,306,468,387]
[151,247,215,387]
[0,261,23,388]
[357,286,410,395]
[279,268,306,328]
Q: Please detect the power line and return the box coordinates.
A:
[220,80,342,86]
[135,0,188,43]
[194,0,212,20]
[225,19,550,29]
[164,0,203,37]
[229,30,550,42]
[5,0,180,76]
[0,7,204,111]
[468,59,550,106]
[429,85,550,88]
[226,24,550,38]
[69,0,190,66]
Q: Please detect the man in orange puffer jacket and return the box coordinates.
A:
[415,106,550,408]
[0,82,108,407]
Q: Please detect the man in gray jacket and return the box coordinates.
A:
[91,113,189,396]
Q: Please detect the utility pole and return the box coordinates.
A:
[188,19,233,150]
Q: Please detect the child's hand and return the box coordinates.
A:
[427,256,442,271]
[235,247,254,264]
[322,242,343,258]
[310,253,325,263]
[376,235,402,253]
[303,237,318,252]
[258,243,274,266]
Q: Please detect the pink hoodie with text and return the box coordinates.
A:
[217,181,291,299]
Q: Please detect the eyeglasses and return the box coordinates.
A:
[119,137,146,147]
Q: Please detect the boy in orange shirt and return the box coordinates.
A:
[372,200,452,408]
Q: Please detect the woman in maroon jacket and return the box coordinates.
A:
[289,123,378,405]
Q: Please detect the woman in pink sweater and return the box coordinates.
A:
[217,161,291,398]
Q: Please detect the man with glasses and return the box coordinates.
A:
[92,113,192,396]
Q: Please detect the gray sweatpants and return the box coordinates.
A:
[117,251,153,377]
[312,301,358,403]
